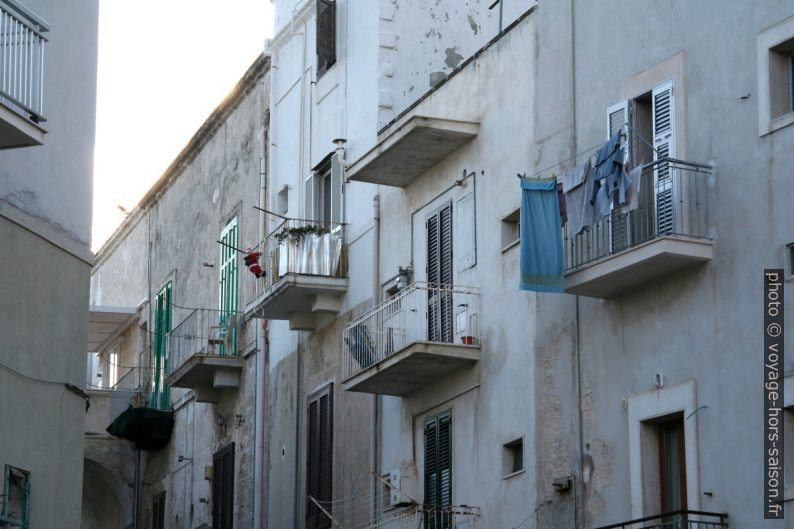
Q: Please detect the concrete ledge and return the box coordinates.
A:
[245,273,347,321]
[0,99,45,149]
[346,116,479,187]
[165,354,245,402]
[565,235,713,298]
[342,341,480,396]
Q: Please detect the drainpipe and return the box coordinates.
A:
[254,76,269,529]
[371,195,381,521]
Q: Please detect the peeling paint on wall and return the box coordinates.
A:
[444,47,464,69]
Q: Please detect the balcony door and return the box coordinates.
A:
[212,443,235,529]
[426,203,453,343]
[658,415,687,515]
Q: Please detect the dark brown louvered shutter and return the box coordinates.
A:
[212,443,235,529]
[151,492,166,529]
[307,384,333,529]
[424,412,452,529]
[427,203,453,343]
[316,0,336,76]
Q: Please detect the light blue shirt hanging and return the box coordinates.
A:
[519,177,565,293]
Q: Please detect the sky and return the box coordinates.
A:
[92,1,275,251]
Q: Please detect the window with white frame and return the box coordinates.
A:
[305,153,343,226]
[758,16,794,135]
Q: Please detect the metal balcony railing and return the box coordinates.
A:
[85,345,152,394]
[111,365,153,393]
[351,505,480,529]
[565,158,711,271]
[244,218,347,310]
[342,282,480,380]
[166,308,240,377]
[0,0,47,121]
[594,510,728,529]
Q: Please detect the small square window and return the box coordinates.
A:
[501,209,520,252]
[757,17,794,135]
[785,242,794,281]
[502,437,524,478]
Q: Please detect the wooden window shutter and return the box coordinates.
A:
[307,384,333,529]
[304,172,316,220]
[652,80,675,235]
[424,412,452,528]
[605,101,632,252]
[455,192,476,271]
[212,443,235,529]
[427,204,453,343]
[218,218,239,355]
[316,0,336,76]
[330,154,344,225]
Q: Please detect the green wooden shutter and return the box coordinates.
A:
[306,384,333,529]
[424,412,452,529]
[219,218,239,356]
[427,204,453,343]
[151,282,172,410]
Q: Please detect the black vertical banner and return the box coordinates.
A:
[765,269,784,519]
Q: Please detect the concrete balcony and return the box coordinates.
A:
[244,219,348,331]
[564,158,713,298]
[0,0,48,149]
[345,115,479,187]
[164,308,243,403]
[342,282,480,396]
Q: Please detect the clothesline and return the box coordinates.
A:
[516,122,657,180]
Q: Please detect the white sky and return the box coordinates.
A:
[92,1,275,251]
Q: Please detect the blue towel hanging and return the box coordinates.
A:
[519,177,564,293]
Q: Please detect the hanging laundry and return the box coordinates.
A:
[592,183,611,223]
[621,165,643,213]
[244,250,265,278]
[557,182,567,221]
[519,177,564,293]
[592,131,625,203]
[562,159,593,237]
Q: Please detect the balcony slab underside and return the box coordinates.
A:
[345,116,479,187]
[343,341,480,396]
[246,273,347,328]
[565,235,713,298]
[0,100,45,149]
[165,355,244,403]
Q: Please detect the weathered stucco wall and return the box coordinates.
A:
[88,57,269,529]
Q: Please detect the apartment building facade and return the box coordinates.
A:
[85,55,270,529]
[259,2,794,529]
[0,0,98,527]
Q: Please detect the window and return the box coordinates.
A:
[306,383,333,529]
[276,185,289,216]
[785,242,794,281]
[213,443,235,529]
[316,0,336,77]
[151,492,166,529]
[2,466,29,528]
[219,217,239,356]
[758,17,794,135]
[424,411,452,529]
[500,208,520,252]
[502,437,524,478]
[151,282,172,410]
[305,154,343,225]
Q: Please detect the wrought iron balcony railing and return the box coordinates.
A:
[244,218,347,311]
[565,158,711,271]
[342,282,480,381]
[0,0,47,121]
[350,504,480,529]
[594,510,728,529]
[166,307,240,377]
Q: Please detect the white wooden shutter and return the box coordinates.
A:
[652,80,675,235]
[606,101,631,252]
[455,192,475,271]
[304,172,316,220]
[330,154,343,225]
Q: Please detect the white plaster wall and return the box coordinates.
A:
[0,0,98,247]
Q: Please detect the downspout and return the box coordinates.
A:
[371,194,381,521]
[254,74,269,529]
[293,16,309,529]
